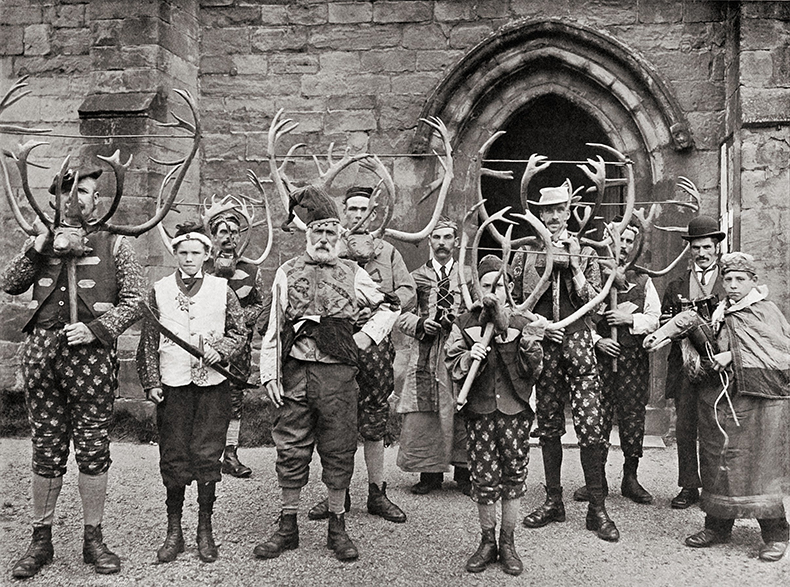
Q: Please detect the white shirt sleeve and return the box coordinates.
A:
[355,266,400,345]
[259,267,288,385]
[630,277,661,335]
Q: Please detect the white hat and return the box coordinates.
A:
[534,179,573,207]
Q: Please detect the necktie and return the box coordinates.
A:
[437,265,452,319]
[699,266,714,286]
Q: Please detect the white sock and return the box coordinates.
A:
[364,439,384,487]
[31,473,63,527]
[78,472,108,527]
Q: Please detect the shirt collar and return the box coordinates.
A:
[431,257,454,275]
[179,268,203,279]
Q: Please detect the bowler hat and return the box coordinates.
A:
[681,215,725,242]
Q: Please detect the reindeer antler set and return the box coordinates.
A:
[1,77,201,247]
[266,109,453,242]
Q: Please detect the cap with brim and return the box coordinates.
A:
[681,215,725,242]
[49,168,103,195]
[532,178,572,207]
[344,186,373,204]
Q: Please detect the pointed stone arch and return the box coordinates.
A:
[413,19,693,158]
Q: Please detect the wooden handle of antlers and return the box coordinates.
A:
[457,322,495,410]
[610,287,618,372]
[67,258,78,324]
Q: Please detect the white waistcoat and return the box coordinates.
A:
[154,273,227,387]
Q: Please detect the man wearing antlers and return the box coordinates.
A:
[2,168,145,578]
[203,202,265,479]
[306,185,415,524]
[513,179,619,542]
[573,218,660,505]
[255,186,400,561]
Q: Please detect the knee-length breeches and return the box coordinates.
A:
[272,360,359,490]
[532,328,605,447]
[599,345,650,458]
[465,411,532,505]
[356,336,395,442]
[21,328,117,478]
[157,381,232,487]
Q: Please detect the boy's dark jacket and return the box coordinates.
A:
[452,308,544,415]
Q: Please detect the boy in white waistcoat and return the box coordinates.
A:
[136,222,247,564]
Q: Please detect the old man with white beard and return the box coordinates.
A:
[253,186,399,562]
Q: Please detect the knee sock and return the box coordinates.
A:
[225,419,241,447]
[31,473,63,527]
[501,498,520,534]
[478,503,497,531]
[328,488,348,514]
[197,481,216,514]
[281,488,301,515]
[165,485,186,516]
[542,437,563,489]
[78,471,108,527]
[364,439,385,487]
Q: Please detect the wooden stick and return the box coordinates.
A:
[67,258,78,323]
[457,322,495,410]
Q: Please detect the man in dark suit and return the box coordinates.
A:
[660,215,726,509]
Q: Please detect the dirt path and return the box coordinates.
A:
[0,438,786,587]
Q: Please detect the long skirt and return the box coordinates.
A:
[699,384,790,519]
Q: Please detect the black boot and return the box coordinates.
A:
[573,450,608,501]
[411,472,443,495]
[327,512,359,561]
[83,524,121,574]
[307,490,351,521]
[222,445,252,478]
[498,528,523,576]
[621,457,653,504]
[367,482,406,523]
[581,445,619,542]
[253,513,299,558]
[522,486,565,528]
[157,485,185,563]
[197,482,218,562]
[465,528,497,573]
[11,526,54,579]
[454,467,472,496]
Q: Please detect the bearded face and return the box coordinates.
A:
[210,218,241,277]
[306,222,340,264]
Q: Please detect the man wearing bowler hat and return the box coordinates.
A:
[660,215,726,509]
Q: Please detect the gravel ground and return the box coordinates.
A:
[1,438,787,587]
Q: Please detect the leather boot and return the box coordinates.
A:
[327,512,359,561]
[196,481,218,562]
[621,457,653,504]
[307,490,351,521]
[197,512,218,562]
[11,526,54,579]
[222,445,252,478]
[454,467,472,496]
[253,513,299,558]
[523,487,565,528]
[574,446,610,501]
[157,513,185,563]
[367,483,406,523]
[411,472,443,495]
[465,528,497,573]
[83,524,121,574]
[498,528,523,576]
[585,494,620,542]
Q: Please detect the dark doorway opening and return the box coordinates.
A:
[479,94,622,254]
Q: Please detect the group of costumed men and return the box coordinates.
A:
[3,163,790,581]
